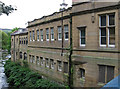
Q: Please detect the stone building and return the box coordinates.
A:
[11,1,120,87]
[11,28,28,61]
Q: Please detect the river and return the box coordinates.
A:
[0,60,8,89]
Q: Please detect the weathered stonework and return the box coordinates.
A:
[11,1,120,87]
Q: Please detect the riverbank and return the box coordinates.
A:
[4,60,66,89]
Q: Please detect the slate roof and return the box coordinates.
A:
[11,28,28,36]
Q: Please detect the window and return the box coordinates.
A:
[19,52,22,59]
[26,37,28,45]
[37,30,39,41]
[17,38,18,43]
[58,26,62,40]
[30,31,31,41]
[45,58,49,68]
[40,29,43,41]
[19,38,21,44]
[32,56,35,64]
[99,65,114,83]
[29,55,32,63]
[40,57,44,66]
[108,14,115,47]
[57,61,62,71]
[33,31,35,41]
[64,62,68,73]
[46,28,49,41]
[64,25,69,40]
[99,14,115,47]
[79,68,85,78]
[22,38,23,44]
[80,28,86,46]
[36,56,39,65]
[24,37,25,44]
[51,28,54,41]
[50,59,54,69]
[24,53,27,60]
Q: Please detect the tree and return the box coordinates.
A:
[0,1,16,16]
[0,30,9,49]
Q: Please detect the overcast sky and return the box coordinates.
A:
[0,0,72,29]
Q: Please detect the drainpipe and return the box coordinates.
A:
[13,35,15,62]
[68,15,73,88]
[61,10,64,56]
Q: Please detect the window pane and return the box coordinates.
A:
[109,14,115,26]
[50,59,54,69]
[64,25,68,32]
[59,33,62,39]
[81,30,85,37]
[81,38,85,44]
[100,16,106,26]
[109,28,115,45]
[99,65,105,83]
[101,28,106,36]
[80,29,85,45]
[65,32,68,39]
[33,31,34,40]
[101,37,106,44]
[107,66,114,82]
[64,62,68,73]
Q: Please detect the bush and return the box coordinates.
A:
[4,60,64,89]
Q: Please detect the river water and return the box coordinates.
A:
[0,60,8,89]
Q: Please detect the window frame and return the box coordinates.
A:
[46,28,49,41]
[79,28,86,47]
[37,29,39,41]
[40,29,43,41]
[64,25,69,40]
[32,30,35,41]
[58,26,62,41]
[99,13,115,47]
[50,59,54,69]
[50,27,54,41]
[57,60,62,72]
[30,31,32,41]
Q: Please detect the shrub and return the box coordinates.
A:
[4,60,64,88]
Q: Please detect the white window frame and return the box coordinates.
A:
[57,61,62,72]
[107,14,115,47]
[99,14,115,47]
[37,30,39,41]
[80,29,86,47]
[40,57,44,66]
[45,58,49,68]
[58,26,62,41]
[50,59,54,69]
[36,56,39,65]
[30,31,32,41]
[64,25,69,40]
[46,28,49,41]
[40,29,43,41]
[33,31,35,41]
[32,56,35,64]
[99,28,107,47]
[51,28,54,41]
[99,16,107,47]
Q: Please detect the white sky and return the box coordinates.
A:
[0,0,72,29]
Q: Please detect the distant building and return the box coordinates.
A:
[11,1,120,87]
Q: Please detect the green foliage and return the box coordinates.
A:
[0,30,8,49]
[4,60,64,88]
